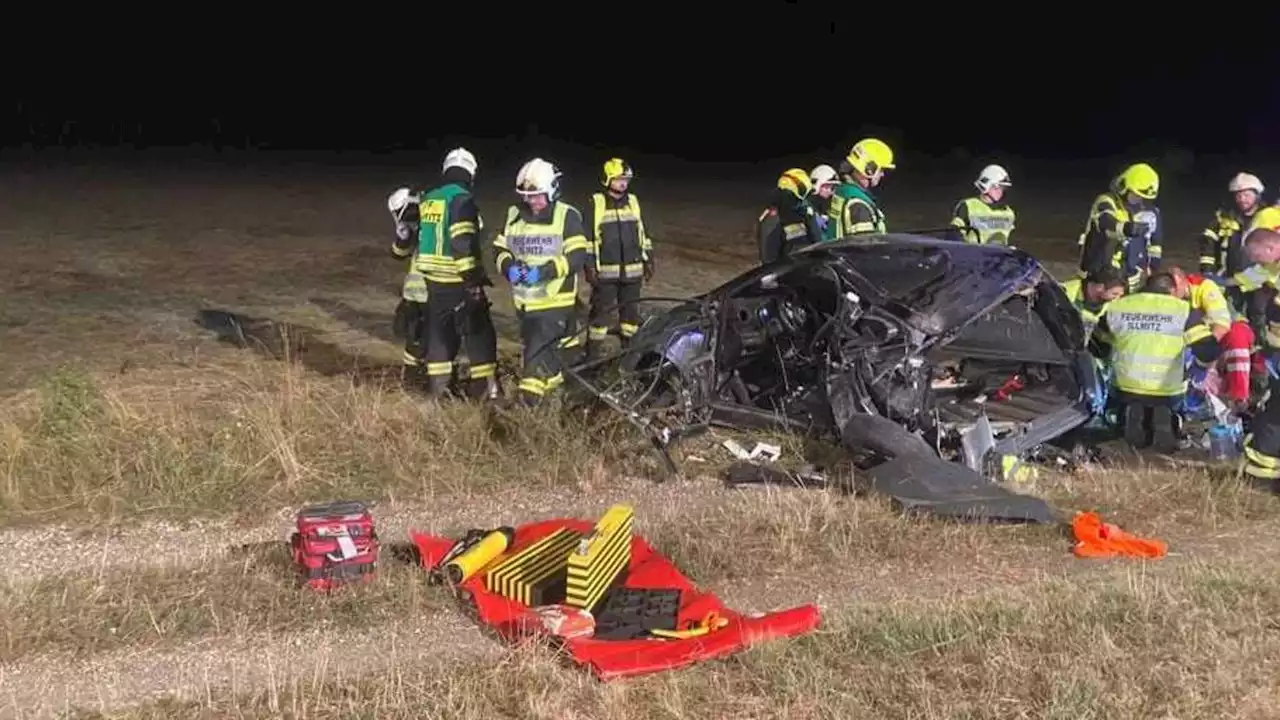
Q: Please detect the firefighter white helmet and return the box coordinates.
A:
[442,147,478,177]
[975,164,1012,193]
[1228,172,1264,195]
[515,158,562,200]
[809,164,839,189]
[387,187,416,214]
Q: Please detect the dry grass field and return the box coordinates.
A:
[4,151,1280,719]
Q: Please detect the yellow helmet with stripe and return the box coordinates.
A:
[845,138,896,177]
[777,168,812,199]
[601,157,634,187]
[1114,163,1159,200]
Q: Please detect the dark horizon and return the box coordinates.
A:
[5,31,1277,163]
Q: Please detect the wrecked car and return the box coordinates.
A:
[568,234,1104,523]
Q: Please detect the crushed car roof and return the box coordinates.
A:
[790,234,1046,335]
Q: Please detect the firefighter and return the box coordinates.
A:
[808,164,839,234]
[1200,173,1265,315]
[1242,229,1280,484]
[402,148,498,399]
[1200,173,1265,280]
[824,138,894,241]
[758,168,822,264]
[388,187,429,386]
[493,158,591,405]
[1077,162,1163,293]
[1061,266,1126,342]
[584,157,655,359]
[1216,205,1280,341]
[948,164,1016,246]
[1095,271,1220,452]
[1166,265,1254,406]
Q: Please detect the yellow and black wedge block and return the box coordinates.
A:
[485,527,582,606]
[566,504,634,612]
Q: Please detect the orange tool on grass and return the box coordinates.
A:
[1071,511,1167,559]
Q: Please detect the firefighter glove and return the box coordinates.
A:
[644,259,655,281]
[584,264,599,286]
[506,264,524,285]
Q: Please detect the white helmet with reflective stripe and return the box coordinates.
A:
[975,164,1012,193]
[1229,172,1264,195]
[809,164,838,188]
[387,187,414,214]
[442,147,478,177]
[515,158,562,200]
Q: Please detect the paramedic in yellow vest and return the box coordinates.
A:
[948,164,1017,246]
[1094,272,1220,452]
[1078,163,1164,293]
[825,138,893,241]
[1061,266,1126,343]
[1167,265,1257,404]
[391,148,500,399]
[583,158,654,359]
[494,158,591,405]
[1241,230,1280,483]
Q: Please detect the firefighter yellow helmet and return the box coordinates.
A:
[777,168,812,198]
[1116,163,1159,200]
[1251,206,1280,233]
[601,157,634,187]
[845,138,896,177]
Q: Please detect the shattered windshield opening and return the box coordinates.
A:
[851,246,953,306]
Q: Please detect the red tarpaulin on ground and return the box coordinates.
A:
[411,518,821,680]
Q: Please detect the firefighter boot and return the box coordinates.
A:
[466,376,502,402]
[1123,404,1150,448]
[401,364,428,393]
[586,340,606,364]
[1149,406,1179,454]
[426,374,454,399]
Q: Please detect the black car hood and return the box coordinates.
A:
[796,234,1045,337]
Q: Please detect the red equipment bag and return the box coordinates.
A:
[291,500,379,591]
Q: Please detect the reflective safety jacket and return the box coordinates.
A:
[1184,274,1234,330]
[825,183,885,241]
[759,190,822,263]
[1199,207,1256,276]
[586,192,653,282]
[390,201,429,302]
[493,201,590,312]
[1099,293,1196,397]
[1077,192,1163,293]
[1061,277,1112,340]
[411,183,484,287]
[949,197,1016,246]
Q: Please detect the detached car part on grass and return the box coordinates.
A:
[567,234,1105,524]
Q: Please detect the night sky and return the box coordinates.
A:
[5,22,1276,163]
